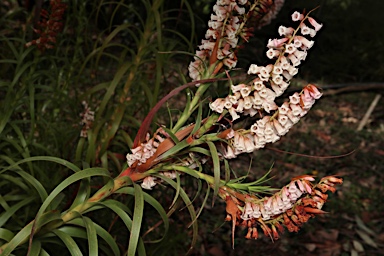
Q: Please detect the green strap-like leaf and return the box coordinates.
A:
[13,170,48,203]
[16,169,110,255]
[0,210,63,256]
[28,240,41,256]
[51,230,83,256]
[0,222,33,256]
[154,175,198,254]
[224,159,231,183]
[190,183,210,226]
[189,146,210,156]
[115,187,169,244]
[0,228,14,243]
[0,173,30,192]
[0,196,37,227]
[127,183,144,256]
[0,156,81,175]
[161,127,180,144]
[68,178,91,211]
[37,169,110,220]
[190,99,203,136]
[168,172,181,209]
[99,200,146,255]
[82,216,98,256]
[207,141,220,205]
[39,248,50,256]
[67,218,120,256]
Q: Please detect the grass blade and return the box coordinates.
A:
[127,183,144,256]
[82,216,98,256]
[206,141,220,205]
[51,230,83,256]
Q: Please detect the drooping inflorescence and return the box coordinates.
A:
[188,0,286,81]
[221,176,343,241]
[25,0,67,50]
[210,10,323,158]
[79,101,95,138]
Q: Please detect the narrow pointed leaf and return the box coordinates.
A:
[113,188,169,244]
[206,141,220,204]
[0,222,33,256]
[82,217,98,256]
[0,196,37,227]
[154,175,198,253]
[127,183,144,256]
[28,240,41,256]
[0,228,14,242]
[51,230,83,256]
[67,219,120,256]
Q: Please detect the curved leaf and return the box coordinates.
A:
[67,218,119,256]
[51,230,83,256]
[207,141,220,205]
[37,168,110,219]
[0,156,81,175]
[68,178,91,211]
[82,216,98,256]
[0,196,37,227]
[0,222,33,256]
[28,239,41,256]
[114,187,169,244]
[153,175,198,254]
[0,228,14,243]
[127,183,144,256]
[13,170,48,204]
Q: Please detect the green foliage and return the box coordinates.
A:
[0,0,197,255]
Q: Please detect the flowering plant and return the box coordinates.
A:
[122,0,341,249]
[0,0,343,255]
[25,0,67,51]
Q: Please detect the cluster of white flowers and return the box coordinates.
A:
[211,11,323,158]
[188,0,249,81]
[241,176,315,221]
[210,11,322,119]
[222,83,322,158]
[80,101,95,137]
[126,128,168,167]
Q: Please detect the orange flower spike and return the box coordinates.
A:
[225,196,239,249]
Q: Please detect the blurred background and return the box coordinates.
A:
[1,0,383,255]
